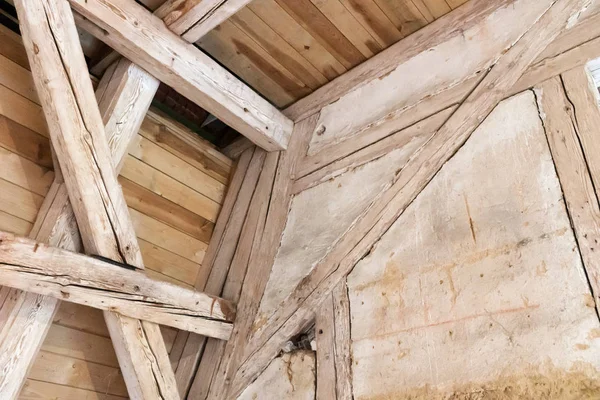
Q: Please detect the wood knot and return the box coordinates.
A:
[315,125,326,136]
[33,43,39,55]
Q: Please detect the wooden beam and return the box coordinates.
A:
[291,2,600,179]
[172,147,255,395]
[189,149,278,400]
[0,231,235,337]
[536,69,600,311]
[282,0,513,122]
[227,0,592,396]
[314,281,354,400]
[0,58,159,398]
[206,114,317,400]
[13,0,180,398]
[331,281,353,400]
[69,0,293,151]
[156,0,253,43]
[315,295,336,400]
[222,136,255,160]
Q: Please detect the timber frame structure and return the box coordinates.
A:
[1,0,600,399]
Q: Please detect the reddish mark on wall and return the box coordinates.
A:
[353,303,541,342]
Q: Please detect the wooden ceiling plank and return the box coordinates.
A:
[309,0,382,58]
[338,0,403,47]
[283,0,513,122]
[197,19,309,107]
[71,0,293,151]
[8,0,182,398]
[231,7,328,90]
[0,231,234,337]
[230,0,592,396]
[275,0,367,69]
[248,0,347,80]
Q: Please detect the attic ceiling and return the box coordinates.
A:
[137,0,465,108]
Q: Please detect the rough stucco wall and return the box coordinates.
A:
[237,351,316,400]
[347,92,600,399]
[257,137,426,319]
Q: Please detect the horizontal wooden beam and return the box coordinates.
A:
[156,0,253,43]
[0,231,234,339]
[69,0,293,151]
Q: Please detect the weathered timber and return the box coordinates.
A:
[69,0,293,151]
[0,231,235,337]
[13,0,179,397]
[230,0,592,396]
[0,56,159,399]
[207,115,318,400]
[536,70,600,311]
[156,0,253,42]
[189,150,278,399]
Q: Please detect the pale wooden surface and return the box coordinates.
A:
[0,231,234,338]
[0,10,231,400]
[70,0,293,151]
[538,70,600,312]
[207,115,317,399]
[13,0,180,397]
[173,148,254,396]
[315,295,337,400]
[293,1,600,180]
[189,150,279,400]
[0,12,230,400]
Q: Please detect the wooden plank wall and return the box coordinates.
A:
[0,24,234,399]
[139,0,466,108]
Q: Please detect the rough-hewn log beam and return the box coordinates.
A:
[0,231,235,337]
[156,0,253,43]
[0,58,159,398]
[13,0,180,397]
[69,0,293,151]
[227,0,593,397]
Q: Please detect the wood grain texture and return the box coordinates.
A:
[0,231,235,337]
[230,1,592,396]
[189,150,278,400]
[315,295,336,400]
[537,70,600,310]
[207,115,318,400]
[12,1,180,398]
[297,2,600,180]
[173,148,255,396]
[0,50,158,400]
[157,0,254,42]
[331,281,353,399]
[283,0,511,122]
[70,0,293,151]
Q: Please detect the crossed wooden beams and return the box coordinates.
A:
[0,0,267,398]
